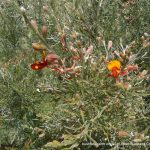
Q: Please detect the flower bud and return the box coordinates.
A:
[76,41,82,48]
[60,33,66,47]
[141,36,145,41]
[86,45,93,54]
[31,20,38,30]
[127,65,138,71]
[20,6,26,13]
[32,43,46,51]
[141,70,148,76]
[70,32,77,39]
[107,40,113,50]
[144,32,149,37]
[120,52,126,59]
[46,53,59,64]
[143,42,150,48]
[125,55,129,60]
[96,36,102,43]
[41,25,48,38]
[43,5,49,12]
[125,49,131,56]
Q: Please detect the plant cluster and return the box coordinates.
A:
[0,0,150,150]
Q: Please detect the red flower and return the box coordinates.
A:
[31,60,48,70]
[111,67,120,78]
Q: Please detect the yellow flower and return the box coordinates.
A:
[107,60,121,71]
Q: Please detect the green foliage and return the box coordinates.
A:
[0,0,150,149]
[0,1,28,62]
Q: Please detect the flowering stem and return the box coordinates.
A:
[21,11,52,52]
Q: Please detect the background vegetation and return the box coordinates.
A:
[0,0,150,149]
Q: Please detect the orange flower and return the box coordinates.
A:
[107,60,138,83]
[107,60,121,78]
